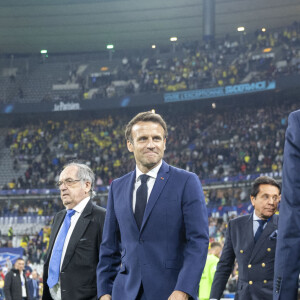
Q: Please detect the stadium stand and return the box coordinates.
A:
[0,22,299,104]
[1,99,293,190]
[0,23,299,298]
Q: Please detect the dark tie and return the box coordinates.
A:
[47,209,75,288]
[254,219,267,243]
[135,174,149,229]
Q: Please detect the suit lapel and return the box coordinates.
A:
[61,200,93,270]
[126,170,138,229]
[46,211,66,263]
[250,216,277,261]
[140,161,170,231]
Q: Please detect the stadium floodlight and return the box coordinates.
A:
[40,50,48,54]
[261,28,266,32]
[152,45,156,49]
[237,27,245,32]
[170,37,177,42]
[106,44,114,50]
[151,109,156,113]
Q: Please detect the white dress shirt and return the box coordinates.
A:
[49,196,90,300]
[20,272,27,297]
[132,160,162,212]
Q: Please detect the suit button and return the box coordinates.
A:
[262,263,266,267]
[267,248,271,252]
[240,250,244,253]
[264,280,267,284]
[249,281,253,285]
[248,264,252,268]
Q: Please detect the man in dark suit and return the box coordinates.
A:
[97,111,209,300]
[274,109,300,300]
[28,270,39,300]
[210,176,281,300]
[42,162,106,300]
[4,258,31,300]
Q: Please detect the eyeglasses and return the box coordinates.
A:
[56,179,81,187]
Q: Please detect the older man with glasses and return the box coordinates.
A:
[42,162,106,300]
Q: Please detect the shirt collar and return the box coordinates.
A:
[253,211,261,221]
[136,160,162,182]
[72,196,90,213]
[253,211,271,222]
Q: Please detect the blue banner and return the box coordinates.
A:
[0,247,24,267]
[164,80,276,103]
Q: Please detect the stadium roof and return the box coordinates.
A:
[1,0,299,54]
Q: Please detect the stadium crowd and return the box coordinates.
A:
[40,21,300,98]
[42,21,300,97]
[89,21,300,95]
[0,198,64,218]
[2,99,292,191]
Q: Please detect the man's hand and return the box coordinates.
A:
[168,290,189,300]
[99,295,111,300]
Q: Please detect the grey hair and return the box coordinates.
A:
[63,162,96,197]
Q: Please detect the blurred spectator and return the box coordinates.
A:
[4,258,30,300]
[28,270,40,300]
[199,242,222,300]
[0,275,4,300]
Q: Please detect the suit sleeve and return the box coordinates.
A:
[274,110,300,299]
[95,206,106,257]
[174,173,209,299]
[4,272,12,300]
[97,181,121,298]
[210,220,236,300]
[27,279,33,300]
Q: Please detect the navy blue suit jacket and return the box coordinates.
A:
[274,110,300,299]
[211,214,278,300]
[28,278,39,299]
[97,161,209,300]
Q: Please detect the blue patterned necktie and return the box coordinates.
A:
[254,219,267,243]
[135,174,149,229]
[47,209,75,288]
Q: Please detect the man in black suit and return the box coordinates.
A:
[42,162,106,300]
[210,176,281,300]
[4,258,31,300]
